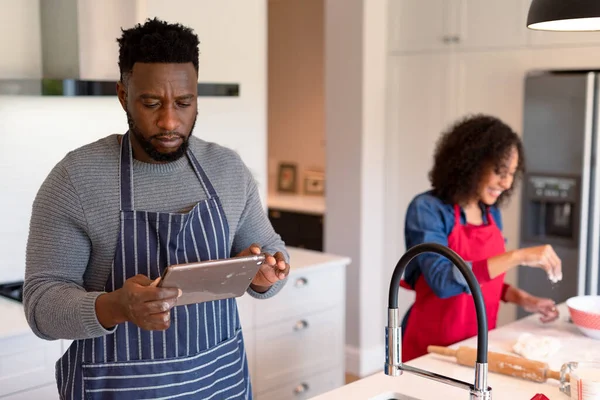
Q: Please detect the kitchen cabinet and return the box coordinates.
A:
[0,0,42,79]
[384,52,458,271]
[387,0,529,53]
[528,29,600,47]
[456,0,530,50]
[0,248,349,400]
[268,208,324,252]
[387,0,600,54]
[387,0,450,53]
[0,332,64,399]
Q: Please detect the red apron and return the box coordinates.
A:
[400,204,506,362]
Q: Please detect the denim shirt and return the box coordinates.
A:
[403,191,505,298]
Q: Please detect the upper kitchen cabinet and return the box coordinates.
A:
[529,30,600,47]
[387,0,530,54]
[39,0,138,81]
[387,0,450,53]
[0,0,42,79]
[455,0,529,50]
[384,53,458,264]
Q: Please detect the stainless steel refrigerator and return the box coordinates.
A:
[518,70,600,319]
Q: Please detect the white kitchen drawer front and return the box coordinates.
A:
[253,308,343,393]
[0,333,62,397]
[2,383,60,400]
[255,265,344,326]
[255,367,344,400]
[236,293,254,329]
[241,325,255,397]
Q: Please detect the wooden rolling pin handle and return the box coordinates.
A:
[427,345,458,357]
[546,369,562,381]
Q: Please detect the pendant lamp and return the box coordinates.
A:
[527,0,600,31]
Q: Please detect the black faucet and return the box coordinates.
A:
[385,242,492,399]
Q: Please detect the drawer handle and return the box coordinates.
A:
[293,382,309,395]
[293,320,309,331]
[294,277,308,287]
[270,210,281,218]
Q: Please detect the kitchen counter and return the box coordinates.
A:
[0,246,348,341]
[268,192,325,215]
[286,246,350,272]
[313,303,600,400]
[0,293,30,338]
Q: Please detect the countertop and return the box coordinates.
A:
[286,246,351,273]
[267,192,325,215]
[312,303,600,400]
[0,247,350,340]
[0,292,30,338]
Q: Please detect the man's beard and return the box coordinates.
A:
[126,110,197,163]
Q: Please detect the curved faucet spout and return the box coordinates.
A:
[388,242,488,363]
[385,242,491,399]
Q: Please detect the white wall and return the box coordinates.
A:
[324,0,388,377]
[267,0,325,194]
[0,0,268,283]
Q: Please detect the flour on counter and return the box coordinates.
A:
[512,332,562,361]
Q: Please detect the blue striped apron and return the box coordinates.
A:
[55,131,252,400]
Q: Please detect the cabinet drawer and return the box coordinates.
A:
[236,293,254,329]
[2,384,60,400]
[255,367,344,400]
[255,266,344,326]
[0,334,62,397]
[253,308,343,393]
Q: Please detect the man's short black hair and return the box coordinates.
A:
[429,114,525,207]
[117,17,200,83]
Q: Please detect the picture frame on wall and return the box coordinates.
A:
[304,171,325,196]
[277,162,298,193]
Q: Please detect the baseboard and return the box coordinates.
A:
[345,344,385,377]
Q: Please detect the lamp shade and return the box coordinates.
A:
[527,0,600,31]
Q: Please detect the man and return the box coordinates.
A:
[23,18,290,400]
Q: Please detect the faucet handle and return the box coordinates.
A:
[385,308,403,377]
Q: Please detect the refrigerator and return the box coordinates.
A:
[518,70,600,319]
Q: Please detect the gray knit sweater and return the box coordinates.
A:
[23,134,288,341]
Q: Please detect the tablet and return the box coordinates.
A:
[158,253,266,305]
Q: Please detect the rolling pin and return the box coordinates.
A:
[427,345,563,383]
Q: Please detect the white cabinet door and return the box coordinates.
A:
[454,51,530,135]
[528,29,600,47]
[2,384,59,400]
[387,0,451,53]
[456,0,530,50]
[383,53,458,311]
[0,334,62,398]
[0,0,42,79]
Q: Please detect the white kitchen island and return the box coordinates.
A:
[313,304,600,400]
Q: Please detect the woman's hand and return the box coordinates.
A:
[520,294,560,323]
[505,286,559,323]
[515,244,562,282]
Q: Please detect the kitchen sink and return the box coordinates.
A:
[369,392,421,400]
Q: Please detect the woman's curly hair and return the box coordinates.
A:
[429,114,525,207]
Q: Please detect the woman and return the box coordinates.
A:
[400,114,562,362]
